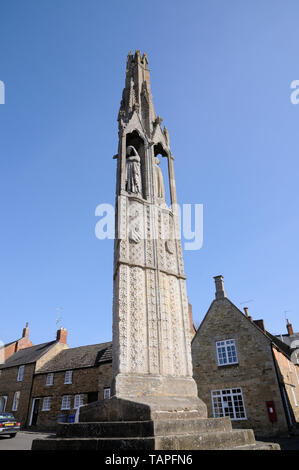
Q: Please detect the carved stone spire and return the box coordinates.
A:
[109,52,207,418]
[118,50,169,149]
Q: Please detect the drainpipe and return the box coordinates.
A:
[25,363,36,429]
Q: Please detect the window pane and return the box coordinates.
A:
[212,388,246,421]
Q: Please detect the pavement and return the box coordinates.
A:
[0,431,55,450]
[258,435,299,450]
[0,430,298,451]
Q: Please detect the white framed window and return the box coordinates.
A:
[211,388,247,420]
[0,395,7,412]
[216,339,238,366]
[17,365,25,382]
[61,395,71,410]
[291,387,298,407]
[74,394,84,409]
[104,388,111,399]
[46,373,54,386]
[42,397,52,411]
[295,366,299,385]
[12,391,20,411]
[64,370,73,384]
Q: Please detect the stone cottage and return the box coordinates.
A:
[192,275,299,437]
[0,327,69,425]
[30,342,112,430]
[1,323,33,363]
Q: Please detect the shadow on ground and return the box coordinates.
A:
[259,435,299,450]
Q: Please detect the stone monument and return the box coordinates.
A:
[32,52,279,450]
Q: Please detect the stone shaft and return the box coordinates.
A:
[112,51,197,400]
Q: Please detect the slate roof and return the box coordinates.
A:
[265,331,292,357]
[36,342,112,374]
[274,333,299,349]
[0,341,57,369]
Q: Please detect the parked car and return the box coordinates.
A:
[0,413,20,438]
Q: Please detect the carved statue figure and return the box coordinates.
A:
[126,146,142,195]
[154,157,165,199]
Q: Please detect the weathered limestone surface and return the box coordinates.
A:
[192,279,289,438]
[32,52,279,450]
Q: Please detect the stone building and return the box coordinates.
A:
[30,342,112,430]
[275,320,299,364]
[192,275,299,437]
[0,328,69,424]
[1,323,33,363]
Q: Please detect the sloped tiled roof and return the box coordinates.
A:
[194,297,293,360]
[274,332,299,348]
[266,332,292,357]
[0,341,56,369]
[36,342,112,374]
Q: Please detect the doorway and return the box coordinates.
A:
[29,398,40,426]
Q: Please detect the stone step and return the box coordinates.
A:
[224,441,281,450]
[32,429,256,450]
[56,417,232,439]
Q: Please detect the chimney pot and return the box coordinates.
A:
[213,275,226,300]
[22,322,29,338]
[244,307,249,317]
[254,319,266,333]
[287,319,294,336]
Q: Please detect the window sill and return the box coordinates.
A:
[217,363,239,369]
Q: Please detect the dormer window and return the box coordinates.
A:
[216,339,238,366]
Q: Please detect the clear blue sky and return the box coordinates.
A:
[0,0,298,347]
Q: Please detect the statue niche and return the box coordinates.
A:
[154,157,165,200]
[125,145,142,196]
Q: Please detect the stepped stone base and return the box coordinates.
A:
[32,406,280,450]
[32,396,280,450]
[77,396,208,423]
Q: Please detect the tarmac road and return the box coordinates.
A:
[0,431,55,450]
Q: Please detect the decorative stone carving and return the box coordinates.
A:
[154,157,165,199]
[112,50,200,401]
[125,146,142,195]
[165,239,175,254]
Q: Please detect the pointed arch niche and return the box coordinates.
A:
[125,130,147,199]
[154,143,171,207]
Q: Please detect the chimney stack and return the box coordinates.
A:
[22,322,29,338]
[56,327,68,344]
[214,275,226,300]
[253,319,266,333]
[286,319,294,336]
[243,307,253,322]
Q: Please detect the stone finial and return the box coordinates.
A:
[134,50,141,61]
[213,275,226,300]
[142,53,148,66]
